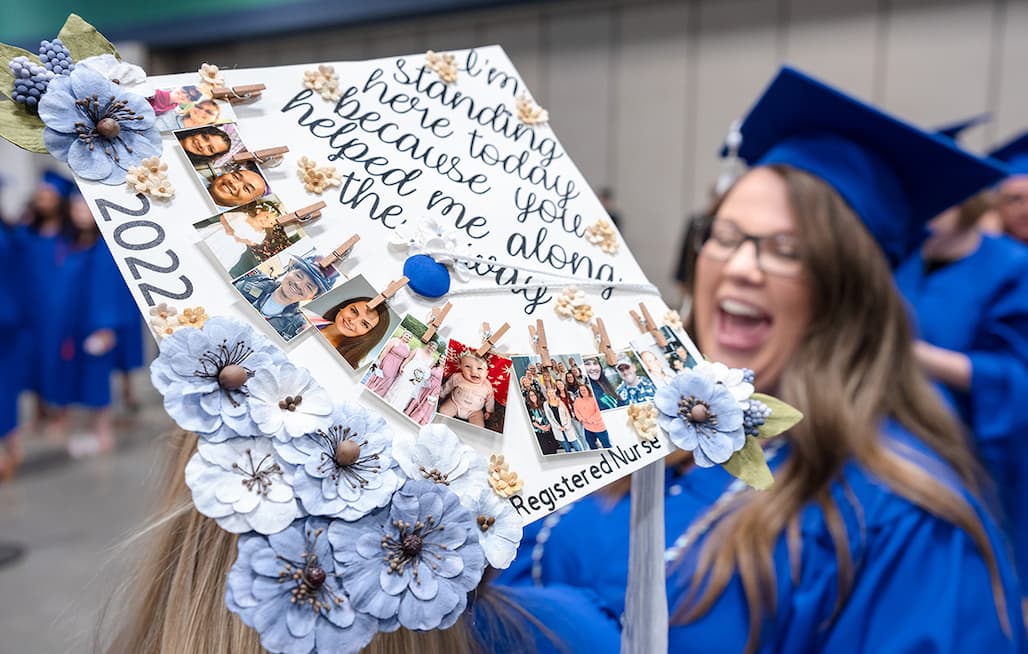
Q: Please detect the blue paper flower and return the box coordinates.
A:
[37,66,161,185]
[150,316,287,442]
[226,517,377,654]
[274,401,402,520]
[185,436,299,535]
[654,370,745,468]
[328,480,486,631]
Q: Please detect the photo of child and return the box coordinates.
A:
[232,242,340,342]
[629,326,702,386]
[512,354,612,458]
[152,84,235,131]
[360,315,447,426]
[301,275,401,370]
[194,195,303,279]
[437,340,511,436]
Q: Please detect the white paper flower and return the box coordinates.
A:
[392,424,488,500]
[463,485,522,569]
[692,360,754,405]
[390,217,472,281]
[247,363,333,442]
[185,437,300,534]
[76,54,153,97]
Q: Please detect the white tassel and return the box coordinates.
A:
[621,458,668,654]
[715,119,745,196]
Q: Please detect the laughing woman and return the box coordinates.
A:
[505,66,1028,652]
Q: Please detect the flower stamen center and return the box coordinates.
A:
[316,426,380,488]
[232,448,282,496]
[276,528,344,614]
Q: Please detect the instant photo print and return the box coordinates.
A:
[302,274,402,370]
[152,84,236,132]
[193,195,304,279]
[361,314,447,426]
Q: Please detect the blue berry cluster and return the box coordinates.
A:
[9,56,55,111]
[742,399,771,437]
[38,39,74,76]
[741,368,755,385]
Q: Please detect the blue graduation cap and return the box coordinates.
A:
[934,113,990,141]
[732,66,1006,266]
[40,170,75,199]
[988,132,1028,177]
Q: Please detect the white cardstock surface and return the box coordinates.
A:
[73,46,702,524]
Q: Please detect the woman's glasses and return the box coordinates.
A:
[695,217,804,277]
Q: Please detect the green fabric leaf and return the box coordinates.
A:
[58,14,120,62]
[751,393,804,439]
[721,435,774,491]
[0,43,41,99]
[0,101,47,153]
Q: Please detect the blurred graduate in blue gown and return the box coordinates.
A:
[895,122,1028,601]
[505,66,1028,652]
[26,185,129,455]
[0,179,26,481]
[15,171,74,436]
[992,133,1028,245]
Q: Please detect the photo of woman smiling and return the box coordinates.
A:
[301,275,400,369]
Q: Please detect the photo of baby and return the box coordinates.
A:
[437,339,511,436]
[513,354,612,457]
[360,315,447,426]
[193,195,303,279]
[152,84,235,132]
[176,122,247,170]
[232,242,340,342]
[302,275,401,370]
[629,326,701,386]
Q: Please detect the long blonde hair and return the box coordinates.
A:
[673,165,1007,651]
[103,431,540,654]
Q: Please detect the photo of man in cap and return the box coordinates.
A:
[233,250,339,341]
[614,352,656,404]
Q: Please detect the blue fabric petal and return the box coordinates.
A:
[286,601,318,638]
[42,129,75,162]
[69,67,115,103]
[67,138,114,181]
[36,77,80,132]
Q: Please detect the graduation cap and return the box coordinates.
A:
[988,132,1028,177]
[732,66,1006,266]
[934,112,991,141]
[40,170,75,199]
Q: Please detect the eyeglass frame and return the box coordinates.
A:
[690,215,805,277]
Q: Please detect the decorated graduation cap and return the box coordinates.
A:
[988,132,1028,177]
[733,66,1006,266]
[935,112,991,141]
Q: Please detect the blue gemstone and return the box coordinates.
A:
[403,254,451,298]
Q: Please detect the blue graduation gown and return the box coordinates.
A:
[474,584,621,654]
[111,273,145,373]
[895,233,1028,596]
[511,425,1027,652]
[0,224,24,437]
[498,466,700,617]
[27,235,128,408]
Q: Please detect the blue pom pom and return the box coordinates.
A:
[403,254,451,298]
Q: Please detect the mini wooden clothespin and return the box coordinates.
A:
[233,146,289,165]
[319,234,360,270]
[211,83,266,103]
[423,302,452,342]
[477,322,510,357]
[528,319,551,367]
[368,277,409,309]
[630,303,667,347]
[592,318,617,366]
[277,201,326,227]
